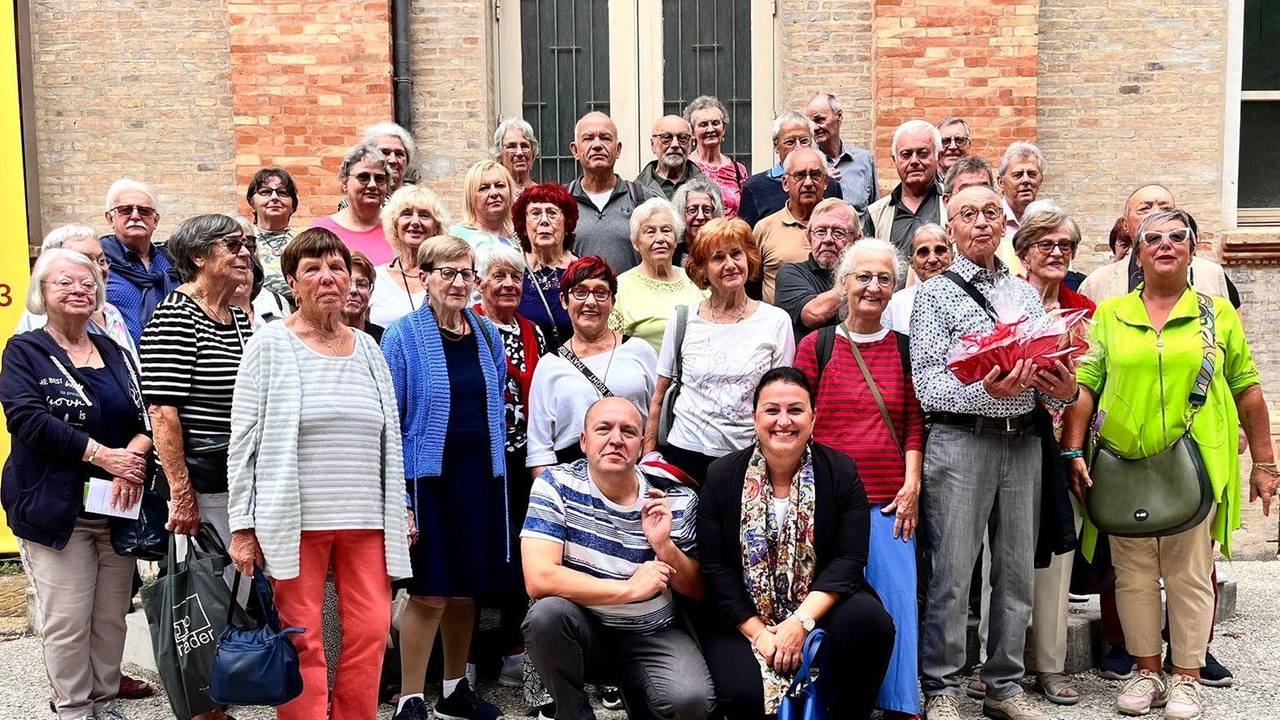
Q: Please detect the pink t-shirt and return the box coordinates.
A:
[310,216,393,265]
[691,157,748,219]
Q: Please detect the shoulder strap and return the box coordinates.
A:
[627,179,645,207]
[728,154,745,190]
[814,324,837,390]
[894,330,912,384]
[943,270,998,322]
[1190,293,1217,411]
[671,304,689,383]
[557,344,614,398]
[843,326,903,456]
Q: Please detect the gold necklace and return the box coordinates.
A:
[708,299,747,323]
[304,320,346,355]
[49,329,95,365]
[190,290,230,324]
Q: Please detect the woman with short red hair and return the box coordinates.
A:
[525,255,658,479]
[513,183,580,350]
[644,218,795,482]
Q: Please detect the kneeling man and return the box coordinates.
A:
[523,397,714,720]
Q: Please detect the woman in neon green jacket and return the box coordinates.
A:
[1061,208,1277,720]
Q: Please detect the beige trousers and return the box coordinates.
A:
[1110,508,1217,669]
[21,518,136,720]
[1031,507,1083,673]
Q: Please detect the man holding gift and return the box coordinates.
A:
[909,185,1079,720]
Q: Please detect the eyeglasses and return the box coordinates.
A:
[428,267,476,283]
[852,272,894,288]
[941,136,971,148]
[45,277,98,294]
[218,233,255,255]
[254,187,289,199]
[788,170,826,183]
[503,141,533,153]
[528,208,562,222]
[351,172,388,186]
[567,286,612,302]
[111,204,156,219]
[914,244,951,258]
[652,133,692,146]
[897,148,933,161]
[954,205,1003,225]
[486,269,522,284]
[685,204,716,218]
[779,136,813,149]
[810,227,850,241]
[1033,239,1078,255]
[1138,227,1194,246]
[352,279,372,292]
[85,255,111,268]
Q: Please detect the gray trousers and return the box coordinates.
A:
[920,424,1041,701]
[524,596,715,720]
[22,518,136,720]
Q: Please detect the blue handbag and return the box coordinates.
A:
[777,629,830,720]
[208,566,305,706]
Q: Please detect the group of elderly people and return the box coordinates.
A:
[3,106,1278,720]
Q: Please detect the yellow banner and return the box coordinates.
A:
[0,0,32,556]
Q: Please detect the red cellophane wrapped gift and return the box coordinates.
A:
[947,307,1090,386]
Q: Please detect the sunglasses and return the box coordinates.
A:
[1138,227,1194,246]
[219,233,256,255]
[111,204,157,219]
[351,172,388,186]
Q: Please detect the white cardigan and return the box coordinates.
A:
[227,323,412,581]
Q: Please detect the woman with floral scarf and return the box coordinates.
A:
[696,367,896,720]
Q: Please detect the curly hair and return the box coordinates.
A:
[512,182,579,254]
[684,218,760,290]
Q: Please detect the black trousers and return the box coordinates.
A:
[657,443,722,487]
[699,589,896,720]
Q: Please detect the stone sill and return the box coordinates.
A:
[1222,228,1280,266]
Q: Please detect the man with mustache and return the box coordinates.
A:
[863,120,947,257]
[569,112,660,274]
[805,94,879,215]
[752,147,831,304]
[636,115,705,200]
[910,185,1078,720]
[996,142,1047,274]
[99,178,181,345]
[522,397,713,720]
[774,198,861,340]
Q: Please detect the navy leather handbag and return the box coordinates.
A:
[208,566,304,706]
[777,629,830,720]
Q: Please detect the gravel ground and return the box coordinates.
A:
[2,561,1276,720]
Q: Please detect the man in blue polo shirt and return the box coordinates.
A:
[99,179,181,344]
[737,112,843,228]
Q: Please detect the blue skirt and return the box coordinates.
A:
[397,437,514,598]
[867,503,921,714]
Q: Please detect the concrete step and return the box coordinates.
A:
[123,608,157,673]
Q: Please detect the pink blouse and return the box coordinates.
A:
[691,156,749,219]
[310,216,393,265]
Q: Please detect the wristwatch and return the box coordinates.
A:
[792,610,815,632]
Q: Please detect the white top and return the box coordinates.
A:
[587,189,612,212]
[526,336,659,467]
[368,264,426,329]
[289,331,388,531]
[882,285,919,335]
[772,496,790,527]
[657,302,796,455]
[521,460,699,632]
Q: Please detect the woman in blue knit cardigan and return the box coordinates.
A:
[382,234,510,720]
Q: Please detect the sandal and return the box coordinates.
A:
[964,674,986,700]
[1037,672,1081,705]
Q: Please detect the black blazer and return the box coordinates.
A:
[697,442,870,628]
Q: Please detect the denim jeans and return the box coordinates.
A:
[919,423,1041,701]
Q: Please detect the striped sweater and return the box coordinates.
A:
[794,328,925,503]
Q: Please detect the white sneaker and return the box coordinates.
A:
[1116,669,1169,716]
[1165,674,1205,720]
[925,694,962,720]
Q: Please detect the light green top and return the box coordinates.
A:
[1077,287,1259,557]
[609,267,708,353]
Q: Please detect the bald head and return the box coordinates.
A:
[1123,184,1175,237]
[650,115,694,173]
[581,397,644,476]
[947,185,1003,266]
[584,397,642,429]
[572,112,622,175]
[782,147,829,217]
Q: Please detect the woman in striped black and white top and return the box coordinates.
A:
[140,213,254,720]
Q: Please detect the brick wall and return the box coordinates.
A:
[228,0,393,227]
[30,0,237,241]
[776,0,876,150]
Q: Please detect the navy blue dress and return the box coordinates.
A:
[519,267,573,352]
[398,328,513,597]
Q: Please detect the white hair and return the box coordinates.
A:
[474,241,526,279]
[999,141,1046,179]
[1021,199,1064,223]
[891,119,942,156]
[41,224,98,252]
[629,197,685,245]
[490,117,540,160]
[104,179,158,212]
[27,248,105,315]
[770,111,816,145]
[782,147,827,175]
[810,93,841,115]
[911,223,949,249]
[363,121,417,164]
[835,238,903,301]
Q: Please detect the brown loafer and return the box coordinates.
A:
[119,674,155,699]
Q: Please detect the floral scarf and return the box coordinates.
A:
[739,443,817,713]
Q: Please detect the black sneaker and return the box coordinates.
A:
[599,685,623,710]
[394,696,432,720]
[1098,644,1136,681]
[434,678,503,720]
[1199,651,1234,687]
[535,702,555,720]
